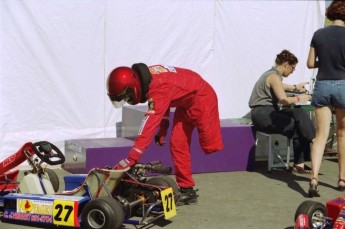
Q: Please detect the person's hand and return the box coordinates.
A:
[113,147,142,170]
[113,158,133,170]
[296,82,309,92]
[155,118,169,146]
[296,94,311,104]
[155,135,166,146]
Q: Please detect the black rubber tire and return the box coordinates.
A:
[294,200,327,229]
[81,197,125,229]
[45,168,59,192]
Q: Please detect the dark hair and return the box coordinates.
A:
[326,1,345,21]
[275,50,298,65]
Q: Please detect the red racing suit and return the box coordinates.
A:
[130,65,223,188]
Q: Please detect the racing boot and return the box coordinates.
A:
[176,187,199,206]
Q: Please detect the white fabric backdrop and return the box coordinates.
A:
[0,0,324,162]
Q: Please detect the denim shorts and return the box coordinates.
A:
[311,80,345,109]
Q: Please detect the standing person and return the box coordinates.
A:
[249,50,315,174]
[107,63,224,205]
[307,1,345,197]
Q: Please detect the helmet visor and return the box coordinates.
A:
[108,87,133,108]
[111,100,126,108]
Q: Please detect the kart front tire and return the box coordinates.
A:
[81,196,125,229]
[294,200,327,229]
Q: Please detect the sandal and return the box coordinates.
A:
[338,179,345,191]
[292,164,312,174]
[308,177,320,197]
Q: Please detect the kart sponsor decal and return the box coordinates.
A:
[334,217,345,228]
[161,187,176,220]
[294,214,309,229]
[3,154,16,168]
[4,199,54,224]
[17,198,53,215]
[138,115,149,135]
[53,199,79,227]
[45,194,85,201]
[4,210,53,224]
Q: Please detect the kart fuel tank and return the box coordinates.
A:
[19,172,55,194]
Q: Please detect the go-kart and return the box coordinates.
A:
[0,141,179,229]
[294,197,345,229]
[0,141,65,196]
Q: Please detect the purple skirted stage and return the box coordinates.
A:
[62,107,256,174]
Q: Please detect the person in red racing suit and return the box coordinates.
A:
[107,63,224,205]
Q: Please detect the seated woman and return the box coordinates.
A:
[248,49,315,174]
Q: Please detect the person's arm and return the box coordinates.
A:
[307,47,318,69]
[113,90,171,170]
[268,74,310,105]
[269,74,292,105]
[282,82,309,92]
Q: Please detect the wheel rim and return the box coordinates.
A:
[311,209,326,228]
[87,209,106,228]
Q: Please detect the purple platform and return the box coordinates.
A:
[191,119,256,172]
[63,119,256,174]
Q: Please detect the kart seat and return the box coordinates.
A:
[59,168,129,199]
[0,169,20,192]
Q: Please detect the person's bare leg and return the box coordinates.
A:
[310,106,332,186]
[336,108,345,187]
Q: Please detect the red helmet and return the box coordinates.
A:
[107,67,142,107]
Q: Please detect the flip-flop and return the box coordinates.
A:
[292,164,312,174]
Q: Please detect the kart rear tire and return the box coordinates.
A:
[147,176,181,201]
[147,176,179,193]
[81,196,125,229]
[294,200,327,229]
[45,168,59,192]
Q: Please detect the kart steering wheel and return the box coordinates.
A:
[32,141,65,165]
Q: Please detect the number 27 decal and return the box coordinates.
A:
[53,200,77,227]
[161,187,177,219]
[54,204,73,222]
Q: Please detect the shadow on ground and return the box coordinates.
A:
[253,160,339,197]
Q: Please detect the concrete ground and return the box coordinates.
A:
[1,157,343,229]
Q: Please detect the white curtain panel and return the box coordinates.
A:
[0,0,324,162]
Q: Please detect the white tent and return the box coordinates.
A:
[0,0,325,162]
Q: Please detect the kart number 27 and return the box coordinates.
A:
[53,200,77,227]
[161,187,176,219]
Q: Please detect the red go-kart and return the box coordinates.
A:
[294,197,345,229]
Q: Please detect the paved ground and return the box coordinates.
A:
[1,157,343,229]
